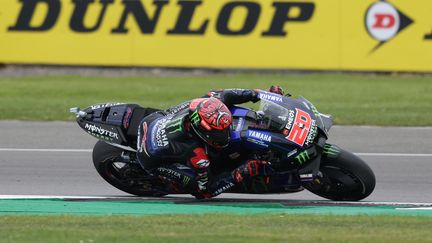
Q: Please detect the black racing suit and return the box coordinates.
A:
[136,89,259,198]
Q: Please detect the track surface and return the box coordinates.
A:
[0,121,431,203]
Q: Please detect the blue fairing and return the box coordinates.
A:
[229,106,250,142]
[228,90,333,153]
[230,106,250,117]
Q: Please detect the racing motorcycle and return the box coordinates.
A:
[70,90,375,201]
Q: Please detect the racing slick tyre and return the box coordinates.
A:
[305,147,376,201]
[92,140,167,197]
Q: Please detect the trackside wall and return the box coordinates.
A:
[1,0,431,72]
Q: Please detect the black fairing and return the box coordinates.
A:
[76,103,154,147]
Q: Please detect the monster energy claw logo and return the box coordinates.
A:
[294,150,310,165]
[166,117,183,134]
[182,176,191,186]
[190,110,200,125]
[310,103,319,117]
[323,144,340,157]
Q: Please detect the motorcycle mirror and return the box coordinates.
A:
[69,107,87,118]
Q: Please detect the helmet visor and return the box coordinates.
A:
[192,124,230,148]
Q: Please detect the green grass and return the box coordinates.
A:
[0,214,431,242]
[0,73,431,125]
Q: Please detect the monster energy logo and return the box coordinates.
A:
[166,117,183,134]
[323,144,340,157]
[182,176,191,186]
[190,110,200,125]
[310,104,320,117]
[294,150,310,165]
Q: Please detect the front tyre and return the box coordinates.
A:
[92,140,167,197]
[305,147,376,201]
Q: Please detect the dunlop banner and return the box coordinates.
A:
[0,0,431,72]
[341,1,432,72]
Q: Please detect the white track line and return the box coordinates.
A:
[397,207,432,210]
[355,153,432,157]
[0,195,106,199]
[0,148,431,157]
[0,148,92,153]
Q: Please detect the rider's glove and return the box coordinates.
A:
[250,89,260,103]
[268,85,284,96]
[232,159,272,183]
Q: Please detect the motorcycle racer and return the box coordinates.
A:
[136,86,283,199]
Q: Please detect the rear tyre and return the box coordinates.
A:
[92,140,167,197]
[305,148,375,201]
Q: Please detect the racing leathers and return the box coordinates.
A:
[136,89,264,198]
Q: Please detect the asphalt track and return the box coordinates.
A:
[0,121,431,205]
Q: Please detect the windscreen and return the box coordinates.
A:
[258,99,289,131]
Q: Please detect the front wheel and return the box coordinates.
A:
[305,146,376,201]
[92,141,167,197]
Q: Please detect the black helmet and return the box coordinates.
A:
[189,98,232,148]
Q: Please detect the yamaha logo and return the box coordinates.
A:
[365,1,413,51]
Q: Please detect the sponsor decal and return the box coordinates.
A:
[90,102,124,110]
[156,128,168,147]
[235,117,245,132]
[157,167,181,179]
[213,182,235,196]
[5,0,432,72]
[323,144,341,158]
[305,119,317,146]
[8,0,315,37]
[258,93,283,103]
[365,1,413,52]
[246,137,269,148]
[294,150,310,165]
[155,121,169,148]
[84,123,119,140]
[309,103,319,117]
[246,130,271,147]
[190,110,200,125]
[284,109,296,131]
[299,173,313,181]
[149,117,173,150]
[286,149,298,158]
[285,108,312,146]
[248,130,271,142]
[165,117,184,134]
[122,107,133,129]
[166,101,190,115]
[182,176,191,186]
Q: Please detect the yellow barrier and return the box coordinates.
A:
[1,0,431,72]
[342,1,432,72]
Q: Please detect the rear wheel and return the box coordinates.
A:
[305,147,375,201]
[92,141,167,197]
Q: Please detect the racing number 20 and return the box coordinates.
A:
[286,108,312,146]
